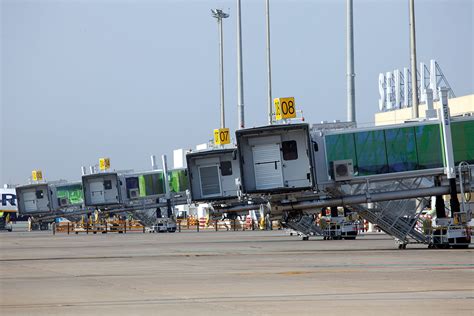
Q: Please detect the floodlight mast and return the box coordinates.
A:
[211,9,229,129]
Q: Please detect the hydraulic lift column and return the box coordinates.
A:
[434,177,446,219]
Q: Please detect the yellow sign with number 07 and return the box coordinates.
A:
[214,128,230,145]
[274,97,296,120]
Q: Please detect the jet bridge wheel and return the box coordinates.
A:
[398,244,407,250]
[301,236,309,241]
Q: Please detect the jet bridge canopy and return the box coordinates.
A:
[236,123,315,194]
[16,183,52,215]
[186,148,240,202]
[82,172,122,207]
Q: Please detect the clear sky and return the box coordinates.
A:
[1,0,473,185]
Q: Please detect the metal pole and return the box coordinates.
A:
[161,155,170,198]
[237,0,245,129]
[409,0,419,118]
[212,9,229,129]
[218,17,226,129]
[151,155,157,170]
[265,0,273,125]
[346,0,356,123]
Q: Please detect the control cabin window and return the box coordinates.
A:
[220,161,232,176]
[282,140,298,160]
[104,180,113,190]
[35,190,44,199]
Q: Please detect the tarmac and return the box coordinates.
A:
[0,228,473,315]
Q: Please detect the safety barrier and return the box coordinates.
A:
[53,220,145,235]
[175,216,264,232]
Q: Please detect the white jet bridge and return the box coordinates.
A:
[216,92,473,247]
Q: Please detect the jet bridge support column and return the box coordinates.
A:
[449,180,461,217]
[439,88,460,217]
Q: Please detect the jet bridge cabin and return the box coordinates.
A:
[186,148,240,202]
[82,172,123,207]
[236,123,315,194]
[16,183,53,215]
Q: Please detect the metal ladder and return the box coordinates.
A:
[326,186,427,244]
[355,206,427,243]
[283,214,324,237]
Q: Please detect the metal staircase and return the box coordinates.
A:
[355,206,427,244]
[326,183,428,244]
[283,213,324,238]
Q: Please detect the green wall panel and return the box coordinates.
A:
[415,124,443,169]
[385,127,418,172]
[325,133,358,175]
[452,120,474,164]
[138,172,164,197]
[354,130,388,175]
[56,184,83,205]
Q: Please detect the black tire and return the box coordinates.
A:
[451,244,469,249]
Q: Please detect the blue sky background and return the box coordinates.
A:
[1,0,473,184]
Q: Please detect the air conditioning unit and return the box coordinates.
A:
[333,159,354,181]
[129,188,139,199]
[59,197,69,206]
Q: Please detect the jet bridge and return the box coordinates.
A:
[221,108,473,246]
[16,181,85,228]
[81,163,189,229]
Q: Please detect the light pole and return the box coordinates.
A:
[211,9,229,129]
[346,0,356,123]
[409,0,419,119]
[237,0,245,129]
[265,0,273,125]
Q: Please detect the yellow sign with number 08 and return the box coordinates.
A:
[214,128,230,145]
[274,97,296,120]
